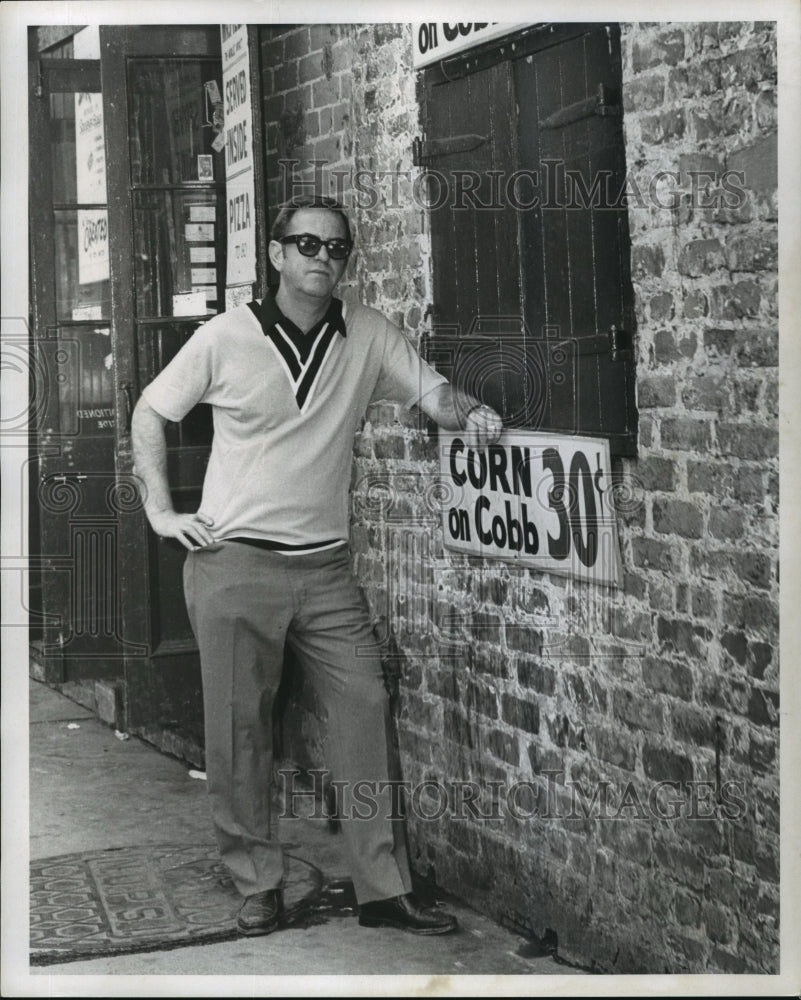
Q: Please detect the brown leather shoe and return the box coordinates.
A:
[236,889,282,936]
[358,893,458,935]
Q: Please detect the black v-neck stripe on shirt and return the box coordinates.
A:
[248,294,347,411]
[295,323,338,411]
[267,322,303,380]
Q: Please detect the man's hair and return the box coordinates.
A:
[271,194,352,244]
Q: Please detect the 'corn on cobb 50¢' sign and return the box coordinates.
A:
[439,430,623,587]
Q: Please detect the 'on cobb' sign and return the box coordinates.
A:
[413,23,533,69]
[439,430,624,587]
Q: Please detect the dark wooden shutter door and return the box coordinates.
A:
[421,23,637,455]
[516,24,636,455]
[419,60,532,424]
[422,59,520,333]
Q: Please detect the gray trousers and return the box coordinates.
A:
[183,541,412,904]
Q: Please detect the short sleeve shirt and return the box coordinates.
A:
[141,295,448,546]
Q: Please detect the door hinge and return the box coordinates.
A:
[540,83,620,130]
[412,133,488,167]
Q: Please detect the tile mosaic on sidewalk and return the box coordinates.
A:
[31,844,320,964]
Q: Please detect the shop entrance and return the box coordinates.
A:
[103,26,226,757]
[28,53,125,687]
[29,26,226,757]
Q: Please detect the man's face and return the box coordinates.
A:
[270,208,350,301]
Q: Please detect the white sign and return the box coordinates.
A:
[172,291,208,317]
[220,24,256,288]
[185,223,215,242]
[190,246,216,263]
[413,22,533,69]
[77,209,109,285]
[225,283,255,311]
[190,205,216,222]
[75,92,106,204]
[71,305,103,321]
[439,430,623,587]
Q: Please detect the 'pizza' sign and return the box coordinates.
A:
[439,430,623,587]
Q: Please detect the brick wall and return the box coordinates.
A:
[260,22,779,973]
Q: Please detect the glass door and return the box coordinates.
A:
[29,56,129,683]
[102,26,225,756]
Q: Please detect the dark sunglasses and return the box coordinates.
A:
[280,233,353,260]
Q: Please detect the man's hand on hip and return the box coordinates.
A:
[132,400,215,550]
[147,510,216,550]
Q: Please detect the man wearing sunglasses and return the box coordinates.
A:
[132,194,502,939]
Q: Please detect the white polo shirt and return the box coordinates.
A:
[141,295,448,548]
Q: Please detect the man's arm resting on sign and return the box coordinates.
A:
[131,398,215,550]
[418,383,503,448]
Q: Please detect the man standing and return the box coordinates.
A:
[131,195,502,937]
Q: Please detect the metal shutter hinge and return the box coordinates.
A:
[412,133,488,167]
[540,83,620,130]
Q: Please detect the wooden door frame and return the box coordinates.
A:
[29,57,106,683]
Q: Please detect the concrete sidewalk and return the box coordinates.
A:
[26,678,584,985]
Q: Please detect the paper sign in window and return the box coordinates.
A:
[173,291,209,317]
[75,92,106,204]
[185,223,215,242]
[190,246,216,263]
[189,205,216,222]
[78,209,110,285]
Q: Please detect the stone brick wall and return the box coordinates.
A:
[260,21,779,974]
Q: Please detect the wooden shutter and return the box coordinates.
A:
[418,58,531,423]
[420,23,637,456]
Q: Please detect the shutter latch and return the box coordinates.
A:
[412,133,488,167]
[608,325,632,363]
[541,83,620,130]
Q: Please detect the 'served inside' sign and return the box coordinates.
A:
[439,430,623,587]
